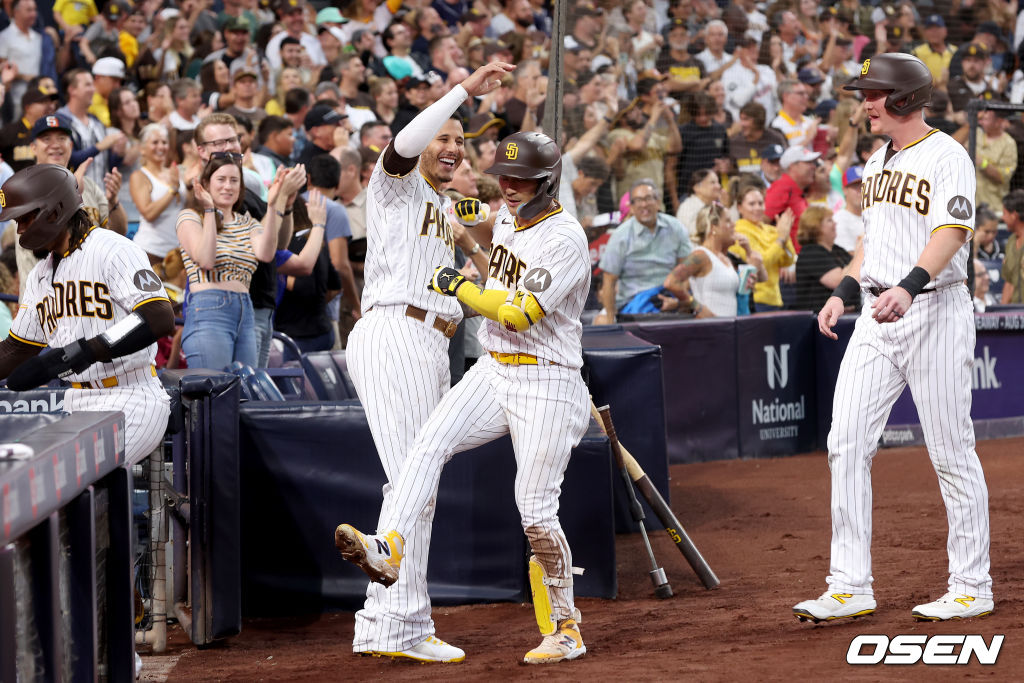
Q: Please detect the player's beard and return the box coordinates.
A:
[33,248,50,260]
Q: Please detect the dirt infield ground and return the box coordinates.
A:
[158,437,1024,681]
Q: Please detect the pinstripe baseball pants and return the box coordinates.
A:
[826,287,992,599]
[63,371,170,467]
[385,354,590,621]
[347,308,451,652]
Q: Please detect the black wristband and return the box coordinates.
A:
[831,275,860,304]
[61,338,97,374]
[897,266,931,299]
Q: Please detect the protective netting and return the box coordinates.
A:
[13,537,43,681]
[95,486,111,680]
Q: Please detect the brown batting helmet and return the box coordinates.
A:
[0,164,84,250]
[485,131,562,221]
[843,53,933,116]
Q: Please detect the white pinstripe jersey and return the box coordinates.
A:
[10,228,170,382]
[361,154,462,321]
[860,129,974,289]
[480,204,591,369]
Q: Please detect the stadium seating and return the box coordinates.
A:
[327,350,358,397]
[299,351,355,400]
[226,362,287,401]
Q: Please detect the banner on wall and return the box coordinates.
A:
[0,388,66,413]
[735,314,819,457]
[883,317,1024,446]
[626,319,740,463]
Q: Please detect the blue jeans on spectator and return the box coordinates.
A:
[182,290,257,370]
[253,307,274,367]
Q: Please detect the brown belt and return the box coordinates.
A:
[405,305,458,338]
[490,352,562,367]
[866,280,966,298]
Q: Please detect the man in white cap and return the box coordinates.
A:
[765,145,819,249]
[89,56,126,126]
[317,24,348,67]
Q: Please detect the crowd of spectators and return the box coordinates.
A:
[1,0,1023,352]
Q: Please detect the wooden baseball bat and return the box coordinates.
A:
[597,405,673,599]
[589,400,720,590]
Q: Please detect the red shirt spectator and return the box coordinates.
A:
[765,146,819,251]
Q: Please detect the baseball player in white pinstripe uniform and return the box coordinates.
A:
[794,54,992,623]
[337,131,592,664]
[0,165,173,466]
[337,62,513,664]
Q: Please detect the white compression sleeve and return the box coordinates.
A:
[392,85,469,158]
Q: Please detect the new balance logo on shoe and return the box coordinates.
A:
[376,538,391,557]
[793,591,876,623]
[911,591,994,621]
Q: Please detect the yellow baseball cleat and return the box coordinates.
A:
[793,591,876,623]
[912,592,994,621]
[334,524,404,587]
[523,618,586,664]
[361,635,465,662]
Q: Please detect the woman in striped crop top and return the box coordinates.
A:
[175,154,306,369]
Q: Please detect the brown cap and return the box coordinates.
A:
[464,112,505,139]
[483,40,513,60]
[963,42,990,59]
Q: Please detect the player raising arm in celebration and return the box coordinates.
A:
[794,54,992,624]
[0,164,174,466]
[338,61,514,664]
[337,131,593,664]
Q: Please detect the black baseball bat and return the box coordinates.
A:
[597,405,673,599]
[590,400,720,590]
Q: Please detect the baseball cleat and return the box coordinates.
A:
[912,592,994,621]
[359,635,465,663]
[334,524,404,587]
[523,618,586,664]
[793,591,876,623]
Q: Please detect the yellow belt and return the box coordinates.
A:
[490,352,560,367]
[72,365,157,389]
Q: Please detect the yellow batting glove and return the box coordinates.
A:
[453,198,490,227]
[427,266,466,296]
